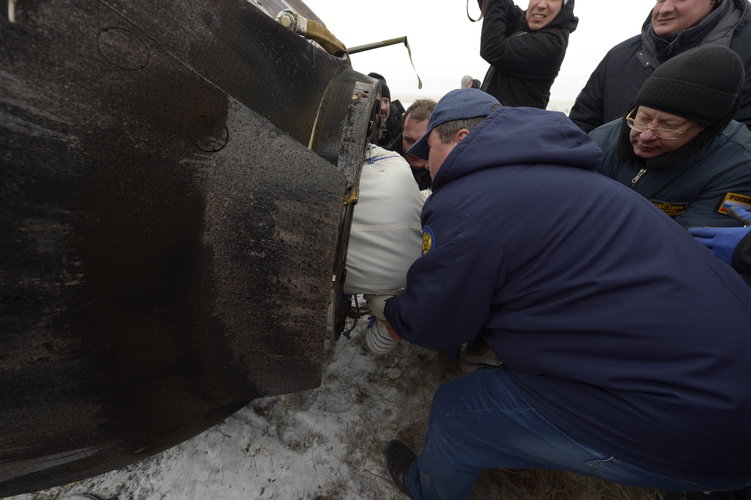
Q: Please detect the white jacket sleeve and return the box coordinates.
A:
[343,145,425,294]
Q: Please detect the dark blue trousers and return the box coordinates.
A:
[407,367,717,500]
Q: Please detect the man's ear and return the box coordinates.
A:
[456,129,471,142]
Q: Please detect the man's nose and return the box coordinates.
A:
[655,0,676,13]
[639,128,659,140]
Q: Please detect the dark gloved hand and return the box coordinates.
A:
[688,226,751,265]
[729,205,751,225]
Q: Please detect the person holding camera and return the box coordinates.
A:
[478,0,577,108]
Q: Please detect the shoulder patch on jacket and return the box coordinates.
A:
[422,226,435,255]
[716,193,751,215]
[650,199,689,217]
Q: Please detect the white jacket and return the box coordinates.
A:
[343,144,426,294]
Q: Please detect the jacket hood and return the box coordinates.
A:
[432,106,603,190]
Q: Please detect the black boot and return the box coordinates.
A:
[386,440,416,497]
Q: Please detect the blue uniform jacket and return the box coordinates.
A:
[590,119,751,228]
[385,106,751,481]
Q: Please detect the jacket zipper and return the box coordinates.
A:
[630,168,647,188]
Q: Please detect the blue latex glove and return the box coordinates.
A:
[728,205,751,225]
[688,226,751,265]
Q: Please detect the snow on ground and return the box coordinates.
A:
[6,308,663,500]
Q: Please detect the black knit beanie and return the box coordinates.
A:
[367,72,391,100]
[633,44,743,127]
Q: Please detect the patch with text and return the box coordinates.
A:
[716,192,751,215]
[650,199,689,217]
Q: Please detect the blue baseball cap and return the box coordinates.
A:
[407,88,500,160]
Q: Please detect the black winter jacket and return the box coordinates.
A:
[735,231,751,284]
[479,0,578,108]
[570,0,751,132]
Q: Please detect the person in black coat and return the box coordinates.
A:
[478,0,578,108]
[368,72,404,147]
[570,0,751,132]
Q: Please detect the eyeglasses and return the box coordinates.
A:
[625,108,694,140]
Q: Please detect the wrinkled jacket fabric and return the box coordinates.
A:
[590,119,751,227]
[344,145,423,294]
[385,106,751,481]
[569,0,751,132]
[479,0,578,108]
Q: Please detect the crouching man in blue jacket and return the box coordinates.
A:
[370,88,751,499]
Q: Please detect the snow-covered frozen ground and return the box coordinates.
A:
[6,312,663,500]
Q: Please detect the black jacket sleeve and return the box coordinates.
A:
[569,51,608,132]
[732,231,751,285]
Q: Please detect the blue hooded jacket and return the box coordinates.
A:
[385,106,751,481]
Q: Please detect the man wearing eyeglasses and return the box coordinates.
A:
[477,0,578,108]
[590,45,751,227]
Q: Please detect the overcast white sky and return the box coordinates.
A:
[302,0,657,107]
